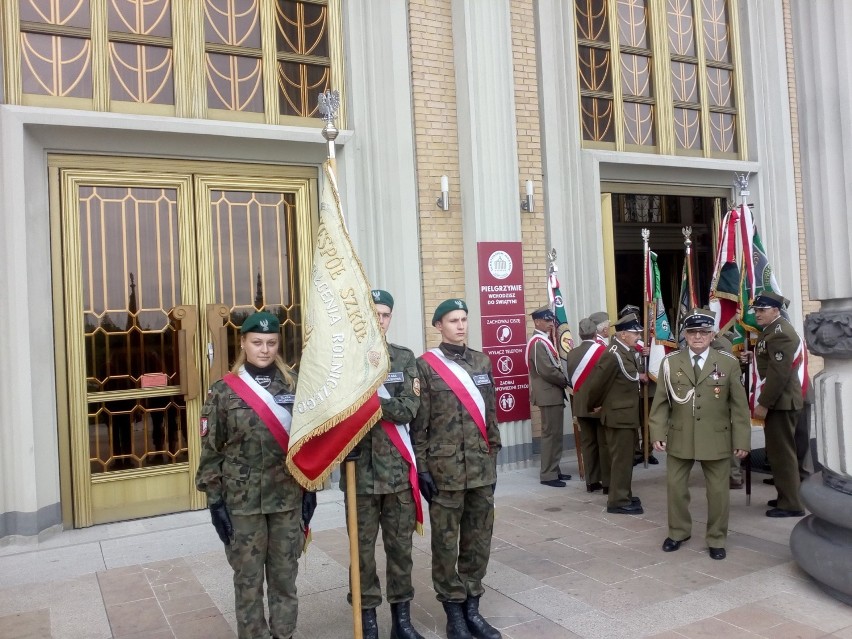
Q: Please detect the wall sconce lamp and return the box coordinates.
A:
[520,179,534,212]
[436,175,449,211]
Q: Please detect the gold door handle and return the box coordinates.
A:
[172,305,200,401]
[206,304,231,384]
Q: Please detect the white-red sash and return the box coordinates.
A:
[570,342,605,391]
[223,368,292,453]
[594,335,608,347]
[420,349,489,450]
[378,384,424,533]
[525,332,558,364]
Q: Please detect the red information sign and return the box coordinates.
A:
[477,242,530,422]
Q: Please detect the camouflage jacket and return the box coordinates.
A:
[410,343,501,491]
[341,342,421,495]
[195,370,302,515]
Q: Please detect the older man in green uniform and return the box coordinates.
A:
[752,291,807,518]
[585,313,644,515]
[526,305,571,487]
[411,299,503,639]
[565,317,610,492]
[650,309,751,560]
[341,290,425,639]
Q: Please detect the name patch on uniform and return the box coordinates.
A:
[385,371,405,384]
[472,374,491,386]
[274,394,296,405]
[200,417,208,437]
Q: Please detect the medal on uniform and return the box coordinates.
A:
[714,387,721,399]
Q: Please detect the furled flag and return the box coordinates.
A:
[548,262,574,358]
[674,246,699,346]
[286,161,390,489]
[646,250,676,380]
[708,207,742,336]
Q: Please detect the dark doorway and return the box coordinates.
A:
[611,194,722,322]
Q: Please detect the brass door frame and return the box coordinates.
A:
[50,155,317,528]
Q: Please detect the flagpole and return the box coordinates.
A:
[641,228,651,468]
[319,90,363,638]
[734,173,753,507]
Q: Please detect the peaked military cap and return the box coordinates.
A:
[683,308,716,330]
[371,289,394,310]
[614,313,642,332]
[589,311,610,326]
[578,317,598,338]
[432,298,468,325]
[241,311,280,334]
[619,304,641,318]
[531,305,556,322]
[752,290,788,309]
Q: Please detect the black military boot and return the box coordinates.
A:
[442,601,473,639]
[362,608,379,639]
[390,601,425,639]
[462,596,501,639]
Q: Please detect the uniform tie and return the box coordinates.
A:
[693,354,702,380]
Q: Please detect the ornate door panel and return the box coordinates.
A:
[54,158,315,527]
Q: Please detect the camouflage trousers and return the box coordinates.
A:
[429,485,494,602]
[344,490,417,609]
[226,510,302,639]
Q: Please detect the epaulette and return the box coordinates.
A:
[718,351,738,360]
[388,342,414,355]
[663,350,682,361]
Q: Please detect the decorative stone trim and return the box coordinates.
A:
[805,311,852,358]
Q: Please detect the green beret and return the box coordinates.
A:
[432,298,468,325]
[240,311,280,334]
[371,289,394,310]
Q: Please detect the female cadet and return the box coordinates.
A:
[196,311,316,639]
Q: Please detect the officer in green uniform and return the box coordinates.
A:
[650,309,751,560]
[565,317,610,492]
[585,313,644,515]
[196,311,316,639]
[709,331,747,489]
[410,299,502,639]
[341,290,425,639]
[752,291,806,517]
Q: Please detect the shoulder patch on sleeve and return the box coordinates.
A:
[412,378,421,396]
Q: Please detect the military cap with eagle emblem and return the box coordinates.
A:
[683,308,716,331]
[371,289,394,309]
[614,313,642,332]
[432,298,468,325]
[752,291,789,309]
[240,311,280,334]
[530,305,556,322]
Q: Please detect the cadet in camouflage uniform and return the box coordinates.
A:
[752,291,807,518]
[196,312,316,639]
[340,290,425,639]
[411,299,502,639]
[650,309,750,560]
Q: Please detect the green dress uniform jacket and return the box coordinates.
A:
[411,344,501,490]
[565,340,603,418]
[649,349,751,459]
[195,370,302,514]
[585,338,641,430]
[527,330,568,406]
[341,342,421,495]
[756,316,804,411]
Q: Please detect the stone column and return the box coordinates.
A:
[789,0,852,605]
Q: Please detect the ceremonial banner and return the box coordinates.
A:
[548,262,574,358]
[709,207,742,336]
[646,251,675,379]
[675,246,699,344]
[286,161,390,489]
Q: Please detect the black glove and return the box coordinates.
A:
[418,471,438,504]
[301,491,317,528]
[209,499,234,546]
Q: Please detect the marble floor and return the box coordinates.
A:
[1,454,851,639]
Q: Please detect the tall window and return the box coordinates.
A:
[3,1,343,125]
[574,0,743,158]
